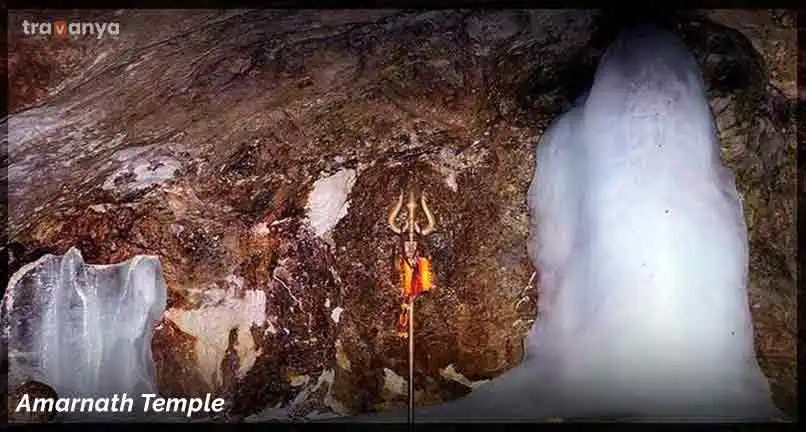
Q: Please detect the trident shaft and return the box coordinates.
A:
[388,189,436,425]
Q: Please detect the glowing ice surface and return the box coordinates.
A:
[2,247,167,420]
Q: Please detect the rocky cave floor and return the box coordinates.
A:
[2,9,798,421]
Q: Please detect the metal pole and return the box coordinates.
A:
[408,295,415,425]
[406,190,416,426]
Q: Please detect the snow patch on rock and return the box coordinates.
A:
[103,157,182,194]
[439,364,489,389]
[305,169,356,239]
[383,368,407,396]
[330,306,344,324]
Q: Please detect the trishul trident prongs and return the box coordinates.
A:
[387,189,436,425]
[388,190,436,242]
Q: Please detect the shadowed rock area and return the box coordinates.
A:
[3,9,797,420]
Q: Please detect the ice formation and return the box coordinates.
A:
[352,25,779,422]
[2,247,167,420]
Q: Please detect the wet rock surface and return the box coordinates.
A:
[3,9,797,419]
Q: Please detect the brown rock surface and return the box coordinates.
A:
[3,9,797,419]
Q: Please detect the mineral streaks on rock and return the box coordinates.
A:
[158,282,269,394]
[245,368,346,421]
[102,157,183,198]
[151,225,342,418]
[2,247,167,419]
[163,288,264,390]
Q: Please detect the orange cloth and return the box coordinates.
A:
[397,257,433,298]
[396,257,433,337]
[399,257,414,297]
[416,257,433,293]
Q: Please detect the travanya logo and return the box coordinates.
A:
[22,19,120,39]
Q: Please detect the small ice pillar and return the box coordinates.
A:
[2,247,167,417]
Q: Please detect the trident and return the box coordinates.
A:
[388,189,436,424]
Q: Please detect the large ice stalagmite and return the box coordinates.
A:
[517,24,780,421]
[350,25,779,422]
[2,247,167,420]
